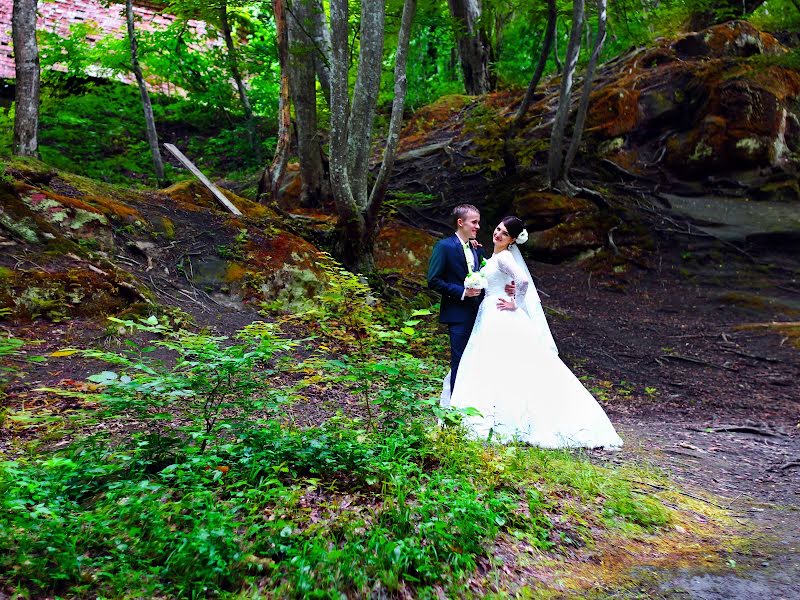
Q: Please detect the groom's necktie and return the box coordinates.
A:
[462,239,475,272]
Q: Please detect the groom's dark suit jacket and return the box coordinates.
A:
[427,234,486,324]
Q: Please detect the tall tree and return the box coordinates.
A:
[258,0,292,202]
[563,0,607,176]
[287,0,326,206]
[503,0,557,175]
[329,0,416,272]
[546,0,584,187]
[513,0,557,126]
[547,0,608,193]
[217,0,257,155]
[126,0,165,182]
[11,0,40,157]
[447,0,493,95]
[307,0,332,104]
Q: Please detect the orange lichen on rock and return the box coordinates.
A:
[586,86,641,137]
[481,89,524,115]
[224,262,247,284]
[161,180,276,220]
[16,183,103,216]
[398,94,472,153]
[82,195,141,221]
[374,221,436,281]
[241,231,325,307]
[699,20,785,58]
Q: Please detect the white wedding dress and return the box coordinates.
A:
[444,248,623,450]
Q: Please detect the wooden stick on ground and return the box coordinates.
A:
[163,143,243,216]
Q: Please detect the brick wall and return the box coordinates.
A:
[0,0,217,82]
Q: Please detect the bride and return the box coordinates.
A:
[443,216,623,450]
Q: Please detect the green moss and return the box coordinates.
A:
[69,208,107,230]
[0,212,39,243]
[160,217,175,240]
[735,137,762,154]
[689,141,713,161]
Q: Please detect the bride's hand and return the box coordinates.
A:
[497,297,516,311]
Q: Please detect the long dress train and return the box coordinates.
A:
[445,249,623,450]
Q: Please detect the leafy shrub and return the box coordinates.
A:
[82,315,296,451]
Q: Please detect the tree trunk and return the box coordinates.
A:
[563,0,607,176]
[126,0,165,183]
[686,0,767,30]
[546,0,584,186]
[288,0,325,206]
[328,0,413,273]
[447,0,493,95]
[329,0,367,270]
[308,0,332,105]
[513,0,557,126]
[11,0,40,157]
[346,0,385,210]
[258,0,292,203]
[553,21,562,74]
[368,0,416,212]
[218,0,258,157]
[502,0,556,175]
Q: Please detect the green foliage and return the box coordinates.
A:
[81,315,297,450]
[0,411,671,597]
[402,4,464,109]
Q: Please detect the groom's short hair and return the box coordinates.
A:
[452,204,480,226]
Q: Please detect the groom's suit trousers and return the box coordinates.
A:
[449,317,476,392]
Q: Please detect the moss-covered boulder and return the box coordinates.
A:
[581,20,800,180]
[374,221,437,283]
[160,179,278,220]
[512,192,598,232]
[0,160,329,321]
[529,214,612,260]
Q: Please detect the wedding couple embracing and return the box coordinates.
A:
[427,204,623,449]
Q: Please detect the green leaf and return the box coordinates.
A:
[88,371,119,384]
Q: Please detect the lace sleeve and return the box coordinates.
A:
[497,251,528,307]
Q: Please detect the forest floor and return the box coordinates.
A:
[2,236,798,598]
[533,241,800,598]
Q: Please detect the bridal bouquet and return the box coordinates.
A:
[464,271,488,290]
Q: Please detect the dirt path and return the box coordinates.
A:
[533,243,799,598]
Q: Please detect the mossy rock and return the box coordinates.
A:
[512,192,598,232]
[528,214,618,261]
[161,179,278,220]
[0,266,145,321]
[374,221,437,283]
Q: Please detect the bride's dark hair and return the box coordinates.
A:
[501,216,524,240]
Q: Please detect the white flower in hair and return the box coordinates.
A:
[515,228,529,245]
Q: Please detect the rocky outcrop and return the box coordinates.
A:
[590,21,800,180]
[385,20,800,261]
[0,160,327,320]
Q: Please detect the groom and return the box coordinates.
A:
[427,204,487,395]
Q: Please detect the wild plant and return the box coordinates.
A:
[82,315,296,451]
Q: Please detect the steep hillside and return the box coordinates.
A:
[384,20,800,263]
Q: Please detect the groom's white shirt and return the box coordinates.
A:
[455,231,475,271]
